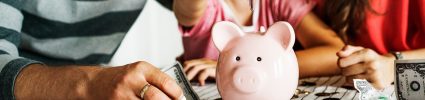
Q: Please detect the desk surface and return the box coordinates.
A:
[192,76,396,100]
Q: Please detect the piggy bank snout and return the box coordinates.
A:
[232,67,263,94]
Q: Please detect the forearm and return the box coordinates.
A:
[173,0,207,26]
[375,48,425,78]
[294,12,344,78]
[14,64,102,99]
[296,45,342,78]
[398,48,425,59]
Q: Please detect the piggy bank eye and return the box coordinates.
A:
[257,57,262,62]
[236,56,241,61]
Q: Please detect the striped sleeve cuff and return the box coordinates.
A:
[0,1,31,99]
[0,57,42,100]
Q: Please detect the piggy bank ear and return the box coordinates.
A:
[265,22,295,50]
[212,21,244,51]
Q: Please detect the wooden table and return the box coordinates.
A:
[192,76,396,100]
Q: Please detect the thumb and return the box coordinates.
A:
[337,45,364,57]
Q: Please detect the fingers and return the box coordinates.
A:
[338,49,375,68]
[336,47,390,90]
[341,63,366,76]
[186,64,214,80]
[337,45,364,57]
[183,58,217,82]
[136,62,183,100]
[370,81,386,90]
[146,70,183,99]
[197,68,216,86]
[142,85,171,100]
[183,59,209,72]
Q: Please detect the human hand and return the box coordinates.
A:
[87,61,185,100]
[183,58,216,86]
[337,45,395,89]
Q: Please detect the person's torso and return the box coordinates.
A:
[19,0,147,65]
[314,0,425,54]
[180,0,314,61]
[358,0,425,54]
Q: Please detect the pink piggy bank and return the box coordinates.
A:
[212,21,299,99]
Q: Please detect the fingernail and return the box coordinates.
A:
[179,94,186,100]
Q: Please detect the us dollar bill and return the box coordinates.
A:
[161,62,200,100]
[354,79,390,100]
[395,59,425,100]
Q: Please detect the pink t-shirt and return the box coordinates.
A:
[178,0,316,61]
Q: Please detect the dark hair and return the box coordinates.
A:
[323,0,380,44]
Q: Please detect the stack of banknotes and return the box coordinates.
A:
[161,62,200,100]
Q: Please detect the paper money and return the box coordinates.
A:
[395,59,425,100]
[354,79,390,100]
[161,62,200,100]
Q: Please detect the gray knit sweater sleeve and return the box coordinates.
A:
[0,1,42,100]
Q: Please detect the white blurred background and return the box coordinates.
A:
[108,0,183,68]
